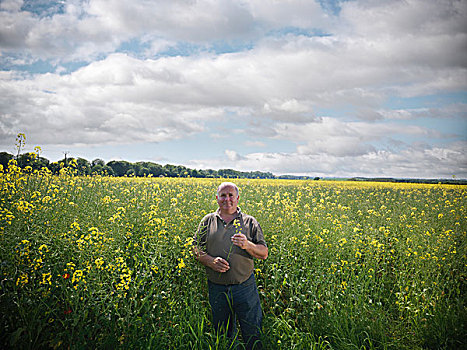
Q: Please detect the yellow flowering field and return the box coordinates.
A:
[0,162,465,349]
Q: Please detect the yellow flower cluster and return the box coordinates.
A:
[1,163,465,348]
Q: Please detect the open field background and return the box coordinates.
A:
[0,163,465,349]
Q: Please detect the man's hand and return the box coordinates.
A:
[194,246,230,273]
[210,257,230,273]
[231,233,248,249]
[231,233,268,260]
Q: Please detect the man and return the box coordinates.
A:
[193,182,268,350]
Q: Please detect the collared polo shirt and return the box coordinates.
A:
[195,207,267,285]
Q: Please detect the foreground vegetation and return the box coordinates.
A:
[0,162,465,349]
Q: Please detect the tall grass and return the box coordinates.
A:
[0,163,465,349]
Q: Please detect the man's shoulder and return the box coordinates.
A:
[238,210,259,223]
[200,212,218,222]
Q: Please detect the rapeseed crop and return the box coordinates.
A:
[0,162,465,349]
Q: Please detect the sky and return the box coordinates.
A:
[0,0,466,179]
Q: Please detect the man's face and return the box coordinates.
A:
[216,185,239,214]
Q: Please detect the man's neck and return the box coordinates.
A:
[219,208,238,223]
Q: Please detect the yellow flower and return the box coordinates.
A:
[177,258,186,269]
[16,272,28,287]
[41,272,52,285]
[72,270,84,288]
[95,258,104,269]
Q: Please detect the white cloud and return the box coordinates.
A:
[225,149,244,161]
[0,53,227,146]
[0,0,466,178]
[191,140,467,178]
[245,141,266,147]
[0,0,326,62]
[339,0,467,38]
[246,0,331,28]
[0,0,23,12]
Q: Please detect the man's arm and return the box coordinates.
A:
[193,246,230,273]
[231,233,268,260]
[193,217,231,272]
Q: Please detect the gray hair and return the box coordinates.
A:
[217,182,239,196]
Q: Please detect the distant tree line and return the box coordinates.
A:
[349,177,467,185]
[0,151,281,179]
[2,150,462,184]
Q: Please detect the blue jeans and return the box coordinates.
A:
[208,273,263,350]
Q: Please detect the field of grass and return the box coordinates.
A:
[0,162,465,349]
